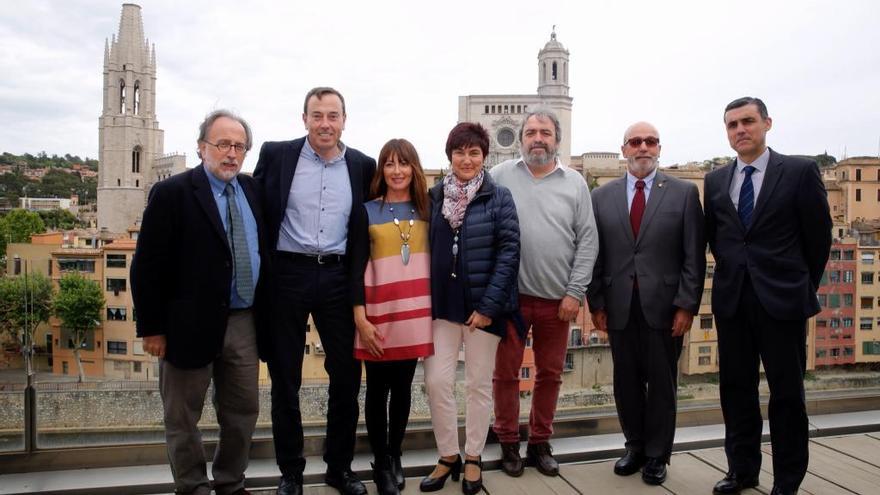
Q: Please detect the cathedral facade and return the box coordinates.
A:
[97,4,184,234]
[457,30,574,167]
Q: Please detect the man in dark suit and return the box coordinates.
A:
[254,87,376,495]
[588,121,705,486]
[131,110,269,495]
[705,97,831,495]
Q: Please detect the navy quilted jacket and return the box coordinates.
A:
[429,174,524,338]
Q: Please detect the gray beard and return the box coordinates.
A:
[523,148,557,167]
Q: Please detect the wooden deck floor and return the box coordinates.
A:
[300,433,880,495]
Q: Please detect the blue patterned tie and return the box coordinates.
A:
[737,165,756,229]
[225,183,254,304]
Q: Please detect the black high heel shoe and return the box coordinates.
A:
[461,457,482,495]
[389,455,405,489]
[419,455,462,492]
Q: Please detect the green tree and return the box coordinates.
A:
[53,273,104,382]
[0,209,46,262]
[38,209,82,230]
[0,273,54,360]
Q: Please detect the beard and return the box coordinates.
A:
[626,155,659,178]
[523,143,558,167]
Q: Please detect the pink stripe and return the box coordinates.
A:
[364,253,430,287]
[366,295,432,317]
[356,343,434,361]
[354,316,434,350]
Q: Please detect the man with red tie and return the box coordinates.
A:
[587,121,705,486]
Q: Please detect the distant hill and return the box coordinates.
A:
[0,151,98,171]
[0,151,98,205]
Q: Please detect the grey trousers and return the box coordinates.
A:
[159,310,259,495]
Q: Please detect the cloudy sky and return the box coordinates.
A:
[1,0,878,172]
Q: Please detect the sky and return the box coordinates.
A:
[1,0,878,172]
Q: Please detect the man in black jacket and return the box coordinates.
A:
[131,110,269,495]
[253,87,376,495]
[705,97,831,495]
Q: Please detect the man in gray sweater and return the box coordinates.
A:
[490,107,599,477]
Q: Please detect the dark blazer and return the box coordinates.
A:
[428,175,523,338]
[131,165,271,369]
[704,149,832,320]
[587,172,706,330]
[252,137,377,256]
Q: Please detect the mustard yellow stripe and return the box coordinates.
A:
[368,221,429,259]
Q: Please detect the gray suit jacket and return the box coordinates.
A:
[587,172,706,330]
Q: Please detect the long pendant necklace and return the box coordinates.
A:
[451,228,460,278]
[389,205,415,266]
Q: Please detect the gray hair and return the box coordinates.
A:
[519,106,562,144]
[197,109,253,151]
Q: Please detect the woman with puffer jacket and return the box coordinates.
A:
[419,122,522,495]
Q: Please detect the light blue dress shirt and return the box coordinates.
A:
[626,168,657,212]
[205,171,261,309]
[729,147,770,209]
[277,138,352,255]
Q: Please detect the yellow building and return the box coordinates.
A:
[829,157,880,224]
[853,222,880,362]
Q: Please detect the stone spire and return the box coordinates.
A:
[537,28,570,97]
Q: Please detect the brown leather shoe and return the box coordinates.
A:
[526,442,559,476]
[499,442,524,477]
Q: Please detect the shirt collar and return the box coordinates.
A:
[626,167,657,189]
[204,166,239,198]
[517,156,562,178]
[303,136,347,165]
[736,147,770,174]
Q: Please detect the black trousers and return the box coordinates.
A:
[268,255,362,478]
[364,359,418,462]
[715,277,808,492]
[608,289,683,462]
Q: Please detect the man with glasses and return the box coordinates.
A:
[587,121,705,486]
[254,87,376,495]
[132,110,269,495]
[490,107,598,478]
[705,98,831,495]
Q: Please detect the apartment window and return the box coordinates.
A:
[844,250,855,260]
[106,307,127,321]
[864,341,880,355]
[106,254,126,268]
[13,256,21,275]
[844,347,854,357]
[700,316,713,329]
[107,341,127,355]
[856,169,862,181]
[58,258,96,273]
[862,272,874,284]
[861,297,874,309]
[844,294,854,307]
[830,348,841,357]
[828,294,840,308]
[706,264,715,278]
[525,336,533,348]
[818,294,827,306]
[830,250,841,260]
[856,189,861,201]
[830,318,841,328]
[860,318,873,330]
[698,356,711,365]
[564,353,574,371]
[107,278,127,293]
[843,318,854,328]
[816,319,827,328]
[698,346,711,354]
[844,271,854,283]
[816,349,827,358]
[133,362,142,373]
[570,328,583,347]
[829,271,840,283]
[133,341,144,355]
[862,253,875,265]
[521,367,531,379]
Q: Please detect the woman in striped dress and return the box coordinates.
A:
[349,138,433,495]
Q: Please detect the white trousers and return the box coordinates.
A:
[423,319,501,457]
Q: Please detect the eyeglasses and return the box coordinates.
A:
[203,140,247,154]
[625,137,660,148]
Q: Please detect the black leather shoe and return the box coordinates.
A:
[713,472,759,494]
[526,442,559,476]
[325,468,367,495]
[500,442,524,477]
[770,487,795,495]
[277,474,303,495]
[641,457,667,485]
[371,460,400,495]
[389,455,405,489]
[613,450,646,476]
[419,455,462,492]
[461,457,483,495]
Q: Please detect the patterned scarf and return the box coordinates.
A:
[442,170,484,230]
